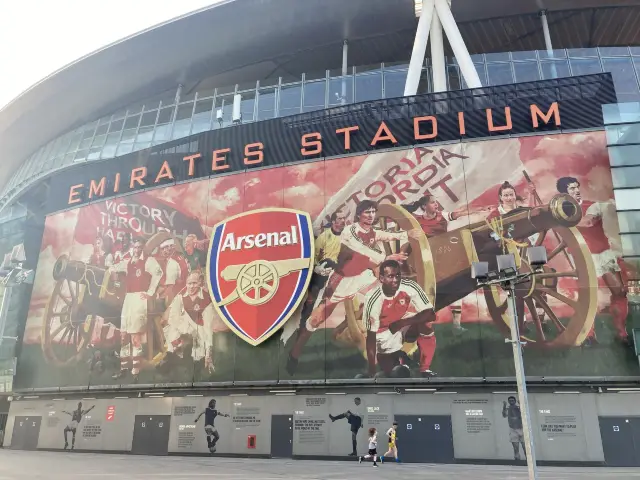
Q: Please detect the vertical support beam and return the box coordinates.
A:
[539,9,557,79]
[435,0,482,88]
[341,40,349,105]
[404,0,435,96]
[175,83,184,105]
[431,8,447,92]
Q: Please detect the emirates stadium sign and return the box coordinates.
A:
[207,208,314,345]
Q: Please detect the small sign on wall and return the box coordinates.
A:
[106,405,115,422]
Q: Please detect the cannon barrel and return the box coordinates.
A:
[470,193,581,243]
[52,254,108,285]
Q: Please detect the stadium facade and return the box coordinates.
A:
[2,0,640,465]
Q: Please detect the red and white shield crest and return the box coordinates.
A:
[207,208,314,346]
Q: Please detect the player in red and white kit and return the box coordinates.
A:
[363,259,437,377]
[108,237,163,382]
[286,200,421,374]
[155,238,186,306]
[557,176,629,342]
[403,194,492,333]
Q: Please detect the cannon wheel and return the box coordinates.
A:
[342,203,437,355]
[484,225,597,348]
[41,277,96,365]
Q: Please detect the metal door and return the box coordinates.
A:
[394,415,455,464]
[11,416,41,450]
[270,415,293,458]
[132,415,170,456]
[599,417,638,466]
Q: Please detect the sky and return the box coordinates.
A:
[0,0,218,109]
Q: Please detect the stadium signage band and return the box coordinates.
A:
[206,208,314,346]
[47,74,615,213]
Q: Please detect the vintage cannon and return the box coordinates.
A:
[41,231,179,366]
[342,194,597,350]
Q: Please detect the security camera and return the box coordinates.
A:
[393,387,401,394]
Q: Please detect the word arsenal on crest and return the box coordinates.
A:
[221,226,299,252]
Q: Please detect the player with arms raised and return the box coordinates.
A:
[363,259,437,378]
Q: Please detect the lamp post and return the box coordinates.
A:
[472,246,548,480]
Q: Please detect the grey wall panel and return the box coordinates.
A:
[579,394,605,462]
[228,396,271,455]
[3,400,45,447]
[451,395,498,460]
[169,396,233,454]
[293,395,330,456]
[596,393,640,416]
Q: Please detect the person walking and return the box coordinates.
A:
[359,427,379,467]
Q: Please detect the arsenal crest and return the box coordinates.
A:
[207,208,314,346]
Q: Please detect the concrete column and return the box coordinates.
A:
[435,0,482,88]
[404,0,435,96]
[341,40,349,104]
[430,9,447,92]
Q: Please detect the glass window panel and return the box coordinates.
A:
[416,68,431,95]
[191,98,214,133]
[600,46,630,57]
[108,118,124,133]
[538,49,567,59]
[279,84,302,116]
[67,131,83,151]
[606,124,640,146]
[305,70,326,81]
[74,149,89,162]
[133,142,151,151]
[569,58,602,76]
[567,48,598,58]
[328,77,353,106]
[485,52,510,62]
[120,129,136,144]
[513,62,540,83]
[153,124,172,142]
[63,153,75,165]
[609,145,640,167]
[126,103,144,115]
[91,134,106,147]
[612,166,640,188]
[256,89,276,120]
[511,50,537,61]
[220,96,234,127]
[180,91,196,103]
[196,87,216,99]
[157,107,175,125]
[116,143,134,156]
[603,57,640,102]
[460,63,488,89]
[240,92,256,122]
[172,120,192,140]
[355,72,382,102]
[87,147,102,161]
[135,126,154,143]
[94,123,109,136]
[448,66,462,90]
[79,137,93,150]
[541,60,571,80]
[100,145,116,159]
[487,63,514,86]
[81,123,97,139]
[175,103,193,121]
[614,188,640,210]
[139,111,158,128]
[618,211,640,233]
[52,134,71,157]
[303,80,326,111]
[384,70,407,99]
[124,114,140,130]
[621,233,640,256]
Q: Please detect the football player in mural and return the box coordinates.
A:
[329,397,363,456]
[403,194,491,333]
[287,200,421,374]
[557,176,630,343]
[194,398,230,454]
[298,208,348,332]
[363,260,437,378]
[502,396,525,461]
[62,402,94,450]
[155,238,186,305]
[183,233,207,272]
[113,232,132,262]
[108,237,163,382]
[162,271,215,373]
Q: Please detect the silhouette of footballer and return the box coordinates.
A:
[329,397,363,456]
[62,402,94,450]
[194,399,230,453]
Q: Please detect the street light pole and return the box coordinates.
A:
[506,284,539,480]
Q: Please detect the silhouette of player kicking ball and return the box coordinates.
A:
[62,402,94,450]
[194,398,230,453]
[329,397,363,456]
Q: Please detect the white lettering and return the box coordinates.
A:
[220,226,300,251]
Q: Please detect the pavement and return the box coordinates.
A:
[0,450,640,479]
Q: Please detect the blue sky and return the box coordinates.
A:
[0,0,218,109]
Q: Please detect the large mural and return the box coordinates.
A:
[13,132,639,389]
